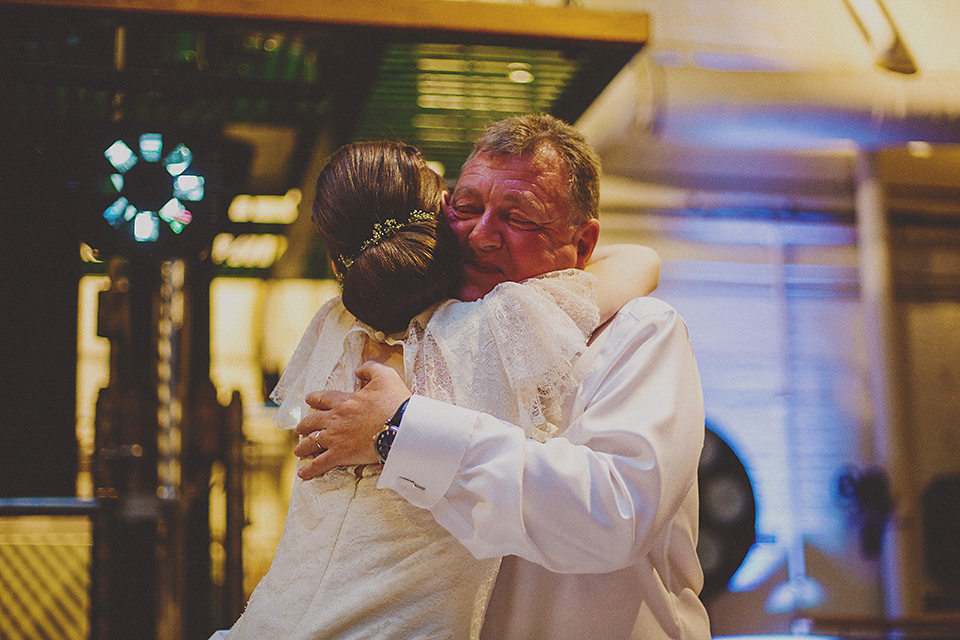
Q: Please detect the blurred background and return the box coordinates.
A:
[1,1,958,639]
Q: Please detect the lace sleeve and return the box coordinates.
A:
[417,269,600,441]
[270,297,359,429]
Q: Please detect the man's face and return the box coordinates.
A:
[445,149,599,301]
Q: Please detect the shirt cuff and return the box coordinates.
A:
[376,394,476,508]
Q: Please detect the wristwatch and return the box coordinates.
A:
[374,398,410,464]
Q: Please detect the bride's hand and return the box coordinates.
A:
[294,361,412,480]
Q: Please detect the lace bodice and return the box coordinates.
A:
[271,268,600,441]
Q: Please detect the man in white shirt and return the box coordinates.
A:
[294,113,711,640]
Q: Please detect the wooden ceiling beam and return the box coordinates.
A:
[3,0,648,49]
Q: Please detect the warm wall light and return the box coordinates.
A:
[843,0,917,74]
[211,233,288,269]
[228,189,301,224]
[907,140,933,158]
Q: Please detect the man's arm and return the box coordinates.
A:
[299,298,704,574]
[380,298,703,573]
[293,364,410,474]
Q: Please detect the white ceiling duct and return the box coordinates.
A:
[579,52,960,155]
[576,0,960,208]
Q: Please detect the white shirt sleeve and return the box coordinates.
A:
[378,297,705,575]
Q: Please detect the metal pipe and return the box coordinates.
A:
[156,258,187,640]
[854,150,914,616]
[224,390,246,624]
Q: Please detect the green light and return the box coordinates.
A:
[104,197,129,227]
[134,211,160,242]
[174,175,204,201]
[139,133,163,163]
[159,198,192,226]
[164,143,193,176]
[105,140,137,173]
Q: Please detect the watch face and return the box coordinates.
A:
[376,426,398,463]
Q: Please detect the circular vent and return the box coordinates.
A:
[698,424,756,601]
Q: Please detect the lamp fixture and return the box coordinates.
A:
[103,134,203,242]
[80,129,224,258]
[843,0,917,74]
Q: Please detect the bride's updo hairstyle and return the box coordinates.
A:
[312,141,461,334]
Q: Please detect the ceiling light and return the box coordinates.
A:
[843,0,916,74]
[508,62,534,84]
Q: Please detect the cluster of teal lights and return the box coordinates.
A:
[103,133,205,243]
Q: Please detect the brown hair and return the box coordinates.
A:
[465,113,601,227]
[312,141,460,334]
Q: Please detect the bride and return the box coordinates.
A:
[218,140,660,639]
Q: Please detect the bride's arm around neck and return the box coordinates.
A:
[586,244,660,322]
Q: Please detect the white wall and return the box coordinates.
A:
[600,207,960,634]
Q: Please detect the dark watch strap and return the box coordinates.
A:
[375,398,410,463]
[387,398,410,428]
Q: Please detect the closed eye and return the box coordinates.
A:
[448,202,480,219]
[507,215,543,231]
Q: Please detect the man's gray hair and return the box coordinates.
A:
[465,113,601,228]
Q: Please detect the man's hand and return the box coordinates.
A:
[294,361,412,480]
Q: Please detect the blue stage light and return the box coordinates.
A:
[101,133,205,244]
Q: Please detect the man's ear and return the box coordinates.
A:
[573,219,600,269]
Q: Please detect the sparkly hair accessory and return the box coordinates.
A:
[338,209,435,269]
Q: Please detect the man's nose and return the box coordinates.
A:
[468,211,502,251]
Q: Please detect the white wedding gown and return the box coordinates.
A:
[222,269,599,640]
